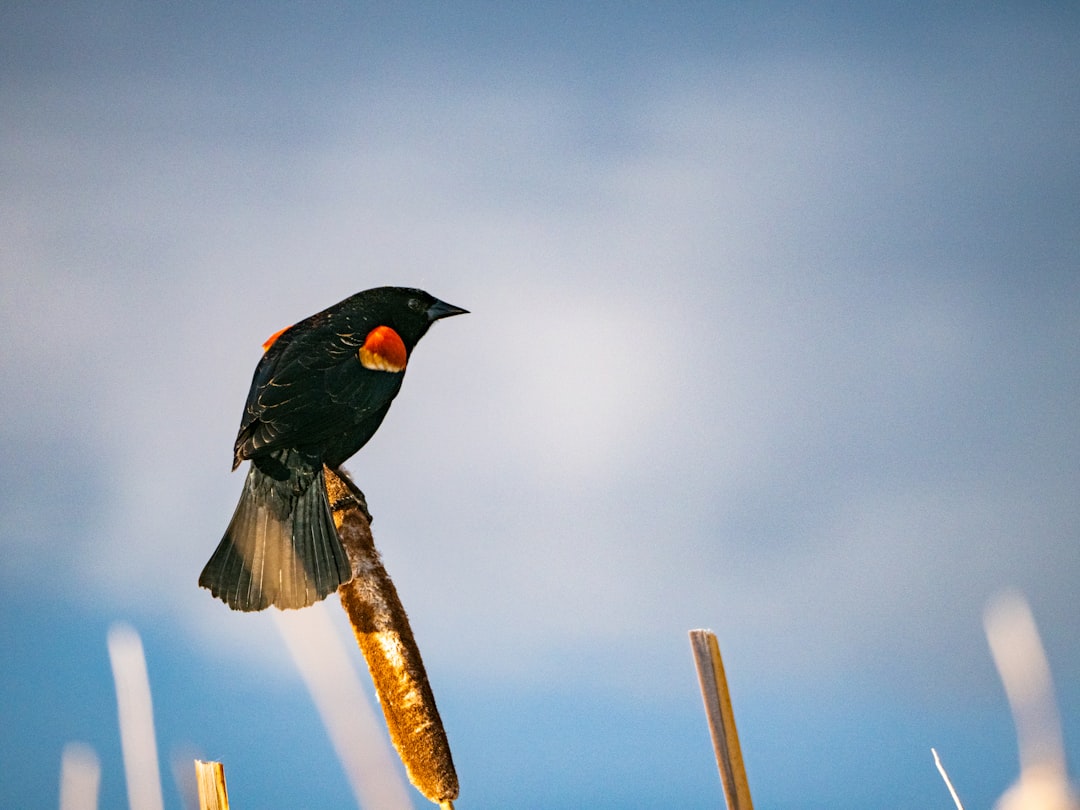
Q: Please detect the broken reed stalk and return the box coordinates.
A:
[325,467,459,807]
[194,760,229,810]
[689,629,753,810]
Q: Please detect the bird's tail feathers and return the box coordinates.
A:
[199,452,351,611]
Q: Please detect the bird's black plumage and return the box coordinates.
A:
[199,286,467,611]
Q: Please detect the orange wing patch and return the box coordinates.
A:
[262,325,291,352]
[359,325,407,372]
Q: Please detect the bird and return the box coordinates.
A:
[199,286,467,611]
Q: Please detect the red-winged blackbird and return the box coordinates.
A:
[199,286,467,611]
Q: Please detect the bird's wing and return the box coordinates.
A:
[232,325,404,464]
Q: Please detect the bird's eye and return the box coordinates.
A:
[407,298,423,312]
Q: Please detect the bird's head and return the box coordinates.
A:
[354,286,468,346]
[337,286,467,373]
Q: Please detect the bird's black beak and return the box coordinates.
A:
[426,298,469,322]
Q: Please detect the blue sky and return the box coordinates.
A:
[2,2,1078,808]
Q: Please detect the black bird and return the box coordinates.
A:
[199,286,467,611]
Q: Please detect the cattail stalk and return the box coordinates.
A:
[326,467,459,807]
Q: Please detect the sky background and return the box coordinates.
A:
[2,2,1079,808]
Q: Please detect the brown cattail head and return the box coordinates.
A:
[326,467,459,805]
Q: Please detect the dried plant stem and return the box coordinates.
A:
[985,591,1080,810]
[932,748,965,810]
[326,467,459,807]
[274,606,413,809]
[194,760,229,810]
[985,592,1067,778]
[107,624,164,810]
[689,629,753,810]
[59,743,100,810]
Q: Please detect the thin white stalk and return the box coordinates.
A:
[932,748,965,810]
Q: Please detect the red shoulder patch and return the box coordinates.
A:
[262,325,291,352]
[358,325,407,372]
